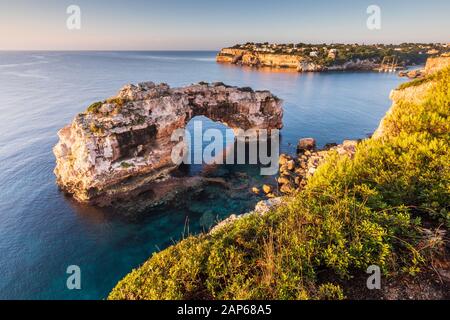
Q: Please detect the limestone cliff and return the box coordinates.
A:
[53,82,283,205]
[217,48,377,72]
[373,56,450,139]
[217,48,305,70]
[424,56,450,74]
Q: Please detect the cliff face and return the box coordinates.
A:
[373,56,450,139]
[53,82,283,204]
[217,48,379,72]
[424,56,450,74]
[217,48,304,69]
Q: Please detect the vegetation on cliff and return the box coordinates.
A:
[108,66,450,300]
[221,42,449,68]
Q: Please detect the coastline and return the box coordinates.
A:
[216,43,448,73]
[108,55,450,300]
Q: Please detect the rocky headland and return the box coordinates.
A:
[53,82,283,206]
[217,43,449,73]
[217,47,376,72]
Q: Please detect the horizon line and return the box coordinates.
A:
[1,41,448,52]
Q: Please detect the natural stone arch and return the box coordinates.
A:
[53,82,283,204]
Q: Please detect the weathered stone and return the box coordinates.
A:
[54,82,283,204]
[287,160,296,171]
[279,167,288,177]
[278,154,291,166]
[254,197,283,214]
[342,140,358,154]
[262,184,273,194]
[324,142,338,150]
[210,197,282,234]
[277,176,291,185]
[297,138,316,153]
[280,182,295,194]
[297,61,324,72]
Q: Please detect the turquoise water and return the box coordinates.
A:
[0,51,406,299]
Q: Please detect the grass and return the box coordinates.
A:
[86,101,103,114]
[397,77,429,90]
[120,161,135,169]
[89,122,104,135]
[396,67,449,90]
[108,66,450,300]
[86,98,129,115]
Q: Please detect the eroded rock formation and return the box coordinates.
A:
[53,82,283,205]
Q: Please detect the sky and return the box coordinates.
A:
[0,0,449,50]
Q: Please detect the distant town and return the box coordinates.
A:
[217,42,450,72]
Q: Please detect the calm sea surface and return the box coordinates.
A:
[0,51,406,299]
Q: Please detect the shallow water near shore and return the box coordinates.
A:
[0,51,406,299]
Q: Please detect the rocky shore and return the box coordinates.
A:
[210,138,360,234]
[274,139,358,195]
[53,82,283,205]
[399,55,450,78]
[217,47,379,72]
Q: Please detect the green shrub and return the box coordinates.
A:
[316,283,345,300]
[108,66,450,300]
[397,77,428,90]
[120,162,134,169]
[89,122,104,135]
[86,101,103,114]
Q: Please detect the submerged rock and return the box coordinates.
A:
[53,82,283,205]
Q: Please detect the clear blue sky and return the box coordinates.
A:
[0,0,449,50]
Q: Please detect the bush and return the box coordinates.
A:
[86,101,103,114]
[120,162,134,169]
[108,66,450,300]
[89,122,104,135]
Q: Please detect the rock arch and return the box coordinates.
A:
[53,82,283,204]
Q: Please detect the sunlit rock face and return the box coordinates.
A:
[217,48,304,69]
[373,56,450,139]
[217,48,380,72]
[53,82,283,205]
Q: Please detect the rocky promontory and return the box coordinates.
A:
[53,82,283,205]
[217,47,386,72]
[217,43,449,73]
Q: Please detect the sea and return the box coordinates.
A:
[0,51,406,299]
